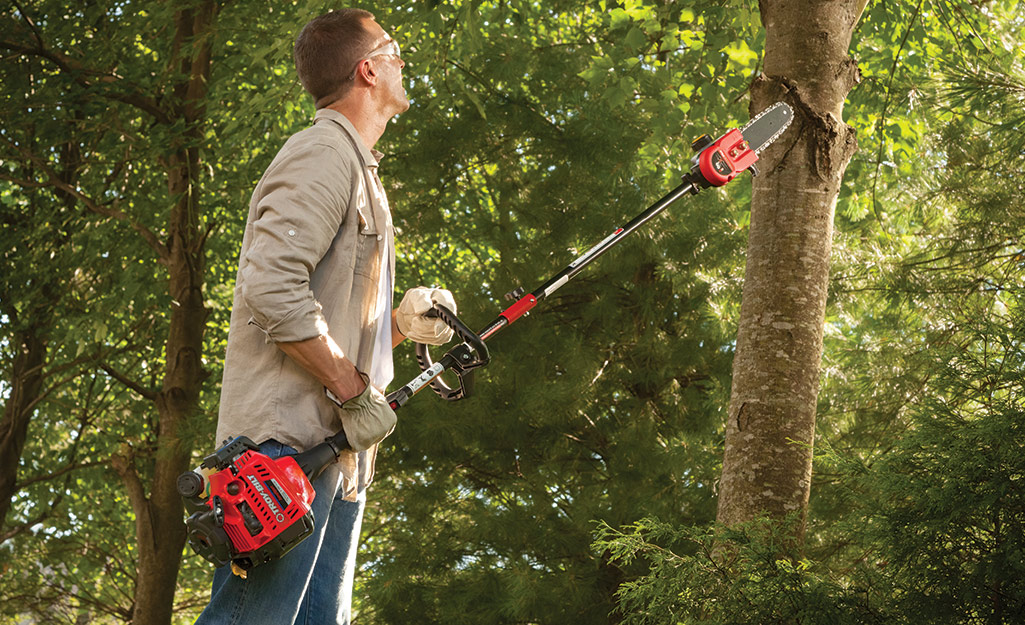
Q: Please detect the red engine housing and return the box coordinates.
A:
[181,438,317,571]
[697,128,759,187]
[208,450,316,555]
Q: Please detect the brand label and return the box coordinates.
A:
[246,474,286,524]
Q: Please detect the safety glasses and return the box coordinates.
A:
[348,39,401,80]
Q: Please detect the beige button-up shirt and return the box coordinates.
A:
[217,109,395,500]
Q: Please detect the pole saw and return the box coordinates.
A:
[178,102,795,576]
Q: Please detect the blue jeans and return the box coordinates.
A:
[194,440,365,625]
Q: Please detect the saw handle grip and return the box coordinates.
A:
[293,429,351,481]
[414,304,490,401]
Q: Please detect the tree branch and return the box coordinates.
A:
[14,460,107,490]
[0,460,78,545]
[100,363,160,401]
[0,505,54,543]
[1,5,171,125]
[110,450,149,519]
[0,135,171,263]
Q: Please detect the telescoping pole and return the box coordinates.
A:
[478,179,697,342]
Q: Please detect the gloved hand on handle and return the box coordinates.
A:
[396,287,457,345]
[327,373,397,452]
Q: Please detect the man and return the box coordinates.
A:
[195,9,455,624]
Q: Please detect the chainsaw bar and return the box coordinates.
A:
[742,102,794,155]
[689,101,794,188]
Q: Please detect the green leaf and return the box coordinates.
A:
[625,26,648,50]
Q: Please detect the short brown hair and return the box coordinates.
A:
[294,9,376,108]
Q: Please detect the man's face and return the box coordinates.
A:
[362,19,409,115]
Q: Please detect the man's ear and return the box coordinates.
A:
[355,59,378,86]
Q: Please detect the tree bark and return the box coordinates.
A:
[0,328,46,530]
[117,3,218,624]
[715,0,867,548]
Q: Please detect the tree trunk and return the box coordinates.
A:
[715,0,866,548]
[0,328,45,532]
[116,3,218,623]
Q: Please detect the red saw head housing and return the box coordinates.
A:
[695,128,758,187]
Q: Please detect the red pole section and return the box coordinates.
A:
[499,293,538,324]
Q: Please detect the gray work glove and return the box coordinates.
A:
[396,286,457,345]
[328,374,396,452]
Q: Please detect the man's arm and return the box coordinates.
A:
[280,310,404,404]
[278,330,398,452]
[391,308,405,348]
[277,334,367,402]
[238,141,368,401]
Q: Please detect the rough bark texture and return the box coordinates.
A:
[715,0,866,547]
[112,3,218,623]
[0,329,45,534]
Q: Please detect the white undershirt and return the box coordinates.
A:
[370,253,394,391]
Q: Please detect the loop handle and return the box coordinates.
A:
[414,304,490,401]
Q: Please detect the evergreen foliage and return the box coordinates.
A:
[594,516,881,625]
[594,303,1024,625]
[593,2,1025,623]
[866,330,1025,624]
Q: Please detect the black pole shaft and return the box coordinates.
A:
[531,180,695,304]
[386,177,699,412]
[478,179,697,342]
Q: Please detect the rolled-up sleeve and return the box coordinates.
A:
[239,140,353,342]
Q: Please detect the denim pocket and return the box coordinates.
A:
[257,439,297,460]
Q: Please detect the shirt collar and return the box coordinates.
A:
[313,108,385,166]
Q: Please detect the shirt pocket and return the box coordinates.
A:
[353,205,382,279]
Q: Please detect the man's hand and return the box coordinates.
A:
[396,287,458,345]
[328,373,397,451]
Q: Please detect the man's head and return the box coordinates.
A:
[294,9,406,111]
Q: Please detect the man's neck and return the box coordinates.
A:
[325,98,388,151]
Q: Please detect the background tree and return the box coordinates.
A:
[0,1,222,621]
[0,1,311,622]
